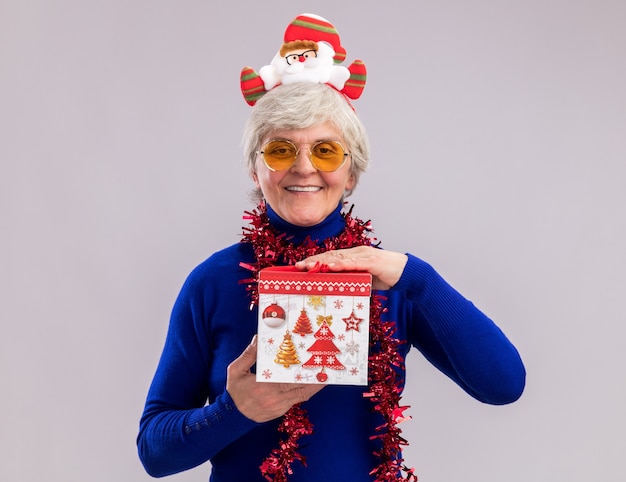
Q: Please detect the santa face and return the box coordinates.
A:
[284,48,318,68]
[253,123,355,227]
[274,42,335,84]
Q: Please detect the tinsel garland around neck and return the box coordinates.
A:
[240,202,417,482]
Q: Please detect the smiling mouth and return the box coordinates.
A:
[285,186,322,192]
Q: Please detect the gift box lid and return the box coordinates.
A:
[258,266,372,297]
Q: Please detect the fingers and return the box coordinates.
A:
[295,247,408,290]
[230,380,324,423]
[295,247,370,271]
[227,338,325,422]
[227,335,257,375]
[296,383,325,401]
[279,383,325,403]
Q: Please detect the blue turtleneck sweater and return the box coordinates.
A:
[137,203,525,481]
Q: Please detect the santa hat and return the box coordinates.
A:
[282,13,346,64]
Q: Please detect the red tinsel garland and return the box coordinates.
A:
[240,202,417,481]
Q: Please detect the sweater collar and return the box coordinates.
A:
[266,202,346,245]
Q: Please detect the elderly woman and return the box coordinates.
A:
[137,80,526,481]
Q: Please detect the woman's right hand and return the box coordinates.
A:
[226,335,325,423]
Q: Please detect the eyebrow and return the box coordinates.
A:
[265,137,344,145]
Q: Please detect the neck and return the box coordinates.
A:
[266,202,346,245]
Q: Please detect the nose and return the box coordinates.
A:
[298,55,306,63]
[290,147,316,174]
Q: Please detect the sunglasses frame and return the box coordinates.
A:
[259,139,350,172]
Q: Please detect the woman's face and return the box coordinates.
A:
[253,122,355,227]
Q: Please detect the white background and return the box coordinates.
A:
[2,1,625,481]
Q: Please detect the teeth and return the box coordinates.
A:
[286,186,321,192]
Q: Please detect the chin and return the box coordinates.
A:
[291,217,323,227]
[287,210,326,227]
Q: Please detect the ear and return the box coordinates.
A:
[345,172,356,192]
[252,171,260,189]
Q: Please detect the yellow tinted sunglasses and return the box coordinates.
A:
[259,139,349,172]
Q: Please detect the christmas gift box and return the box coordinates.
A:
[256,266,372,385]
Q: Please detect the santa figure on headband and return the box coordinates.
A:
[240,13,367,105]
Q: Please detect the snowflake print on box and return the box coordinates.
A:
[256,266,371,385]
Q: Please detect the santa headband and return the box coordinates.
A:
[240,13,367,106]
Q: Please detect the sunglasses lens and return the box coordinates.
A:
[262,141,297,171]
[311,141,346,171]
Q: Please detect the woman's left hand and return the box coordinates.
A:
[295,246,408,290]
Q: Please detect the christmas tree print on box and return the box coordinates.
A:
[256,266,371,386]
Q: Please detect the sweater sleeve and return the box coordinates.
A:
[393,254,526,405]
[136,261,259,477]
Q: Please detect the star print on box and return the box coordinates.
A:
[256,266,371,385]
[342,310,364,331]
